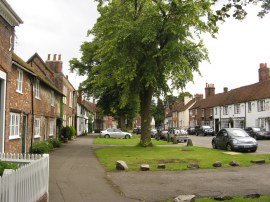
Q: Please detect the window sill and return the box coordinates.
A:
[49,134,54,137]
[16,91,23,94]
[34,135,40,139]
[9,136,20,140]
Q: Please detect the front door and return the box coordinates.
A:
[22,115,27,153]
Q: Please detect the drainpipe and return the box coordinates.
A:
[30,78,35,152]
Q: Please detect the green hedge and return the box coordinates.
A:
[0,161,18,176]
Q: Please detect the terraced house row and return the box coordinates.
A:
[165,64,270,134]
[0,0,109,153]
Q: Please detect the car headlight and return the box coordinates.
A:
[232,139,239,144]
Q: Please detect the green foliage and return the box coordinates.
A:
[48,138,62,148]
[0,161,18,176]
[70,126,76,138]
[70,0,223,146]
[30,141,54,154]
[196,196,270,202]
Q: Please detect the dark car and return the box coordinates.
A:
[187,127,196,135]
[244,127,270,140]
[195,125,215,136]
[133,127,141,134]
[212,128,257,152]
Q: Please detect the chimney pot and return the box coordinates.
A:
[53,54,57,61]
[224,87,228,93]
[260,63,266,68]
[47,54,51,61]
[58,54,61,61]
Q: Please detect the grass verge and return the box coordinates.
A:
[94,145,270,172]
[196,196,270,202]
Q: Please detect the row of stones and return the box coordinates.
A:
[116,159,266,171]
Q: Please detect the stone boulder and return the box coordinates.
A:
[186,139,193,146]
[213,161,222,167]
[187,163,199,169]
[140,164,150,171]
[214,194,233,201]
[244,193,260,198]
[116,160,128,171]
[157,164,166,169]
[229,160,240,166]
[174,195,196,202]
[250,160,265,164]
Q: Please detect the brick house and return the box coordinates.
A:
[45,54,77,128]
[0,0,23,152]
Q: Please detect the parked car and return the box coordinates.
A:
[166,128,189,142]
[212,128,257,152]
[100,128,132,139]
[195,125,215,136]
[156,130,169,140]
[151,128,157,138]
[244,127,270,140]
[133,127,141,134]
[187,127,196,135]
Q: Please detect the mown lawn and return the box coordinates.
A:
[93,134,171,145]
[94,145,270,172]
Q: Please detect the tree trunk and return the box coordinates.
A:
[119,116,126,131]
[140,86,154,147]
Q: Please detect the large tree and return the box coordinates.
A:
[70,0,223,146]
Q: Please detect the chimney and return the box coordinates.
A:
[224,87,228,93]
[45,53,63,73]
[258,63,270,82]
[195,94,203,101]
[205,83,215,99]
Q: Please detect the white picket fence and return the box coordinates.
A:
[0,153,49,202]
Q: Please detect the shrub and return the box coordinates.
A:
[48,138,62,148]
[0,161,18,176]
[70,126,76,138]
[61,126,70,139]
[30,141,53,154]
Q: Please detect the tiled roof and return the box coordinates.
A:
[12,53,64,96]
[82,100,96,113]
[190,80,270,109]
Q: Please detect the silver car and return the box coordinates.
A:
[100,128,132,139]
[212,128,257,152]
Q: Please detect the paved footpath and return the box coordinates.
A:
[50,135,270,202]
[49,135,139,202]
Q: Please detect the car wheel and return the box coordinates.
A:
[196,132,198,136]
[250,148,257,152]
[226,143,232,151]
[212,141,217,149]
[104,134,110,138]
[125,135,131,139]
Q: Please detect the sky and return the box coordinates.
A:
[7,0,270,98]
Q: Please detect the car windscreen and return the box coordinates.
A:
[253,128,261,132]
[230,129,249,137]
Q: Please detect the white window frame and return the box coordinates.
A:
[34,80,40,99]
[248,102,252,113]
[223,106,228,115]
[51,90,55,106]
[34,118,41,138]
[16,69,23,93]
[234,104,241,114]
[69,91,73,108]
[63,86,67,104]
[257,100,265,112]
[9,113,20,139]
[49,119,54,136]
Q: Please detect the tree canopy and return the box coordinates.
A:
[69,0,268,146]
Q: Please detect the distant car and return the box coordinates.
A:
[212,128,257,152]
[195,125,215,136]
[187,127,196,135]
[244,127,270,140]
[151,128,157,138]
[133,127,141,134]
[166,128,189,142]
[100,128,132,139]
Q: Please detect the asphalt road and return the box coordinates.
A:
[188,135,270,154]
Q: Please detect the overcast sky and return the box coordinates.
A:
[7,0,270,97]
